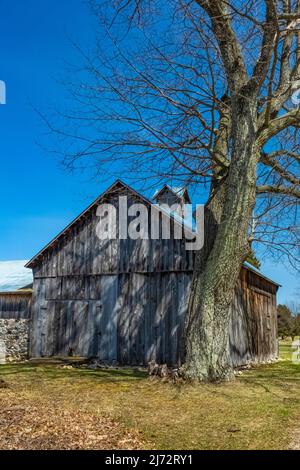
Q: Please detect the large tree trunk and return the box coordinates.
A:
[182,95,258,381]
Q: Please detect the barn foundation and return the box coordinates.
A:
[0,319,30,362]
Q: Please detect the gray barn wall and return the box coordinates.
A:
[229,270,278,366]
[0,292,31,320]
[29,185,278,366]
[30,272,191,364]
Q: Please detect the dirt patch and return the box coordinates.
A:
[0,379,8,389]
[0,393,144,450]
[289,426,300,450]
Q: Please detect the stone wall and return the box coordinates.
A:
[0,319,30,363]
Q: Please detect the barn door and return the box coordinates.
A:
[248,286,275,361]
[37,305,47,357]
[50,301,90,357]
[97,276,118,361]
[31,279,48,357]
[117,274,149,366]
[264,294,277,358]
[69,301,90,356]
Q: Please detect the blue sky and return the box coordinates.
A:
[0,0,113,254]
[0,0,298,304]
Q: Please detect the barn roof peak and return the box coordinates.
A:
[25,179,154,269]
[153,184,191,204]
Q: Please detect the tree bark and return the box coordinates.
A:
[182,94,259,381]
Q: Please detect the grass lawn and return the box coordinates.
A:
[0,340,300,450]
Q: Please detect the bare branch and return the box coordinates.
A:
[260,151,300,185]
[257,184,300,198]
[258,108,300,144]
[247,0,278,93]
[194,0,248,92]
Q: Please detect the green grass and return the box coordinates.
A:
[1,341,300,450]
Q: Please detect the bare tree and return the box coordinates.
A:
[48,0,300,381]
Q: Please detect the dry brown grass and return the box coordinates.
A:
[0,388,144,450]
[0,341,299,450]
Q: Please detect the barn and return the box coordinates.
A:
[23,180,280,367]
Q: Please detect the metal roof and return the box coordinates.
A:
[153,184,191,202]
[0,290,32,296]
[243,262,281,288]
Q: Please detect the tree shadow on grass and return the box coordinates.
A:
[0,363,147,384]
[239,361,300,400]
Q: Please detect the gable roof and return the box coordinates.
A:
[153,184,191,203]
[26,179,195,269]
[24,180,280,288]
[25,180,148,269]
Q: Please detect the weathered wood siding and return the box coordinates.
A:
[229,269,278,366]
[29,184,278,365]
[30,273,191,363]
[0,292,32,320]
[31,189,194,278]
